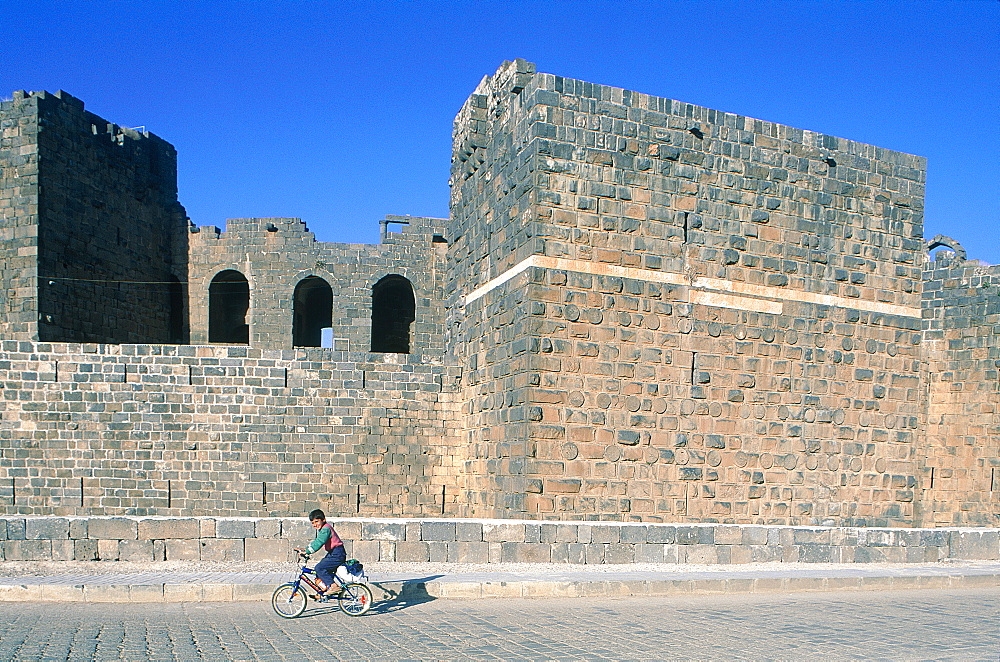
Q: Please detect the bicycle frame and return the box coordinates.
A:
[292,560,348,597]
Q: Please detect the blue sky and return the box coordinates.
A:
[4,1,998,263]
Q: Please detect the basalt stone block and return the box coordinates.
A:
[138,518,200,540]
[618,525,647,544]
[587,524,621,544]
[7,519,25,541]
[255,518,281,539]
[216,519,256,539]
[74,539,99,561]
[796,544,839,563]
[200,539,244,562]
[428,541,449,563]
[165,539,200,561]
[332,520,362,541]
[951,530,1000,560]
[499,542,550,563]
[456,521,483,542]
[646,525,676,544]
[69,519,87,539]
[550,542,587,564]
[394,541,430,562]
[50,540,74,560]
[792,528,831,545]
[245,538,292,562]
[363,521,407,541]
[89,518,138,540]
[421,521,457,542]
[742,526,770,546]
[351,540,380,563]
[605,543,636,563]
[713,526,743,545]
[97,540,120,561]
[119,539,154,562]
[279,518,313,541]
[634,543,666,563]
[675,526,709,545]
[25,517,69,539]
[540,523,578,543]
[483,522,525,543]
[4,539,51,561]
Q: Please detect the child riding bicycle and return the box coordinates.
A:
[294,509,346,593]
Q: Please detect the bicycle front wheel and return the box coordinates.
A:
[337,582,373,616]
[271,583,307,618]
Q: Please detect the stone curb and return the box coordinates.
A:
[0,574,996,603]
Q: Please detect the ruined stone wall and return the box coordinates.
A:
[449,61,928,525]
[1,90,189,344]
[0,342,462,517]
[0,92,41,340]
[921,256,1000,525]
[188,215,446,355]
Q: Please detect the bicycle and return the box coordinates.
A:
[271,551,374,618]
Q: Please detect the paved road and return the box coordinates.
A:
[0,588,997,660]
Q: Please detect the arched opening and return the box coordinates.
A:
[293,276,333,347]
[208,270,250,344]
[371,274,415,353]
[167,275,186,344]
[926,234,967,261]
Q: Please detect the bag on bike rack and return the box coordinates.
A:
[344,558,368,584]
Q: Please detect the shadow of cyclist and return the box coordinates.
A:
[367,575,444,614]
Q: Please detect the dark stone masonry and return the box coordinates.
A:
[0,60,996,528]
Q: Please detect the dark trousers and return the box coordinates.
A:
[315,545,346,587]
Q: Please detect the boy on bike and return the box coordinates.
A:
[295,509,346,593]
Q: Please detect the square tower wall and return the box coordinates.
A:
[449,61,927,525]
[0,90,188,344]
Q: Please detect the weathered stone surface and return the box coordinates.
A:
[244,539,291,562]
[25,518,69,540]
[165,539,200,561]
[215,520,256,540]
[119,540,154,562]
[200,540,244,562]
[137,519,200,540]
[88,519,137,540]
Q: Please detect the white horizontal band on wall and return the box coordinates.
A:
[464,254,921,319]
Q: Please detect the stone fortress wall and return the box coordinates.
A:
[0,90,188,345]
[0,61,996,527]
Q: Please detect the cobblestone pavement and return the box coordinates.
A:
[0,588,997,660]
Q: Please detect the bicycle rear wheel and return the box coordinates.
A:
[271,583,307,618]
[337,582,373,616]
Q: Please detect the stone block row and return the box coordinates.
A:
[1,517,996,564]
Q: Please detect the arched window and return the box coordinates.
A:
[208,270,250,344]
[371,274,415,353]
[293,276,333,347]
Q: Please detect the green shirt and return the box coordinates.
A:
[306,524,332,554]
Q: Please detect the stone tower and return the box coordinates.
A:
[0,90,188,344]
[448,60,931,525]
